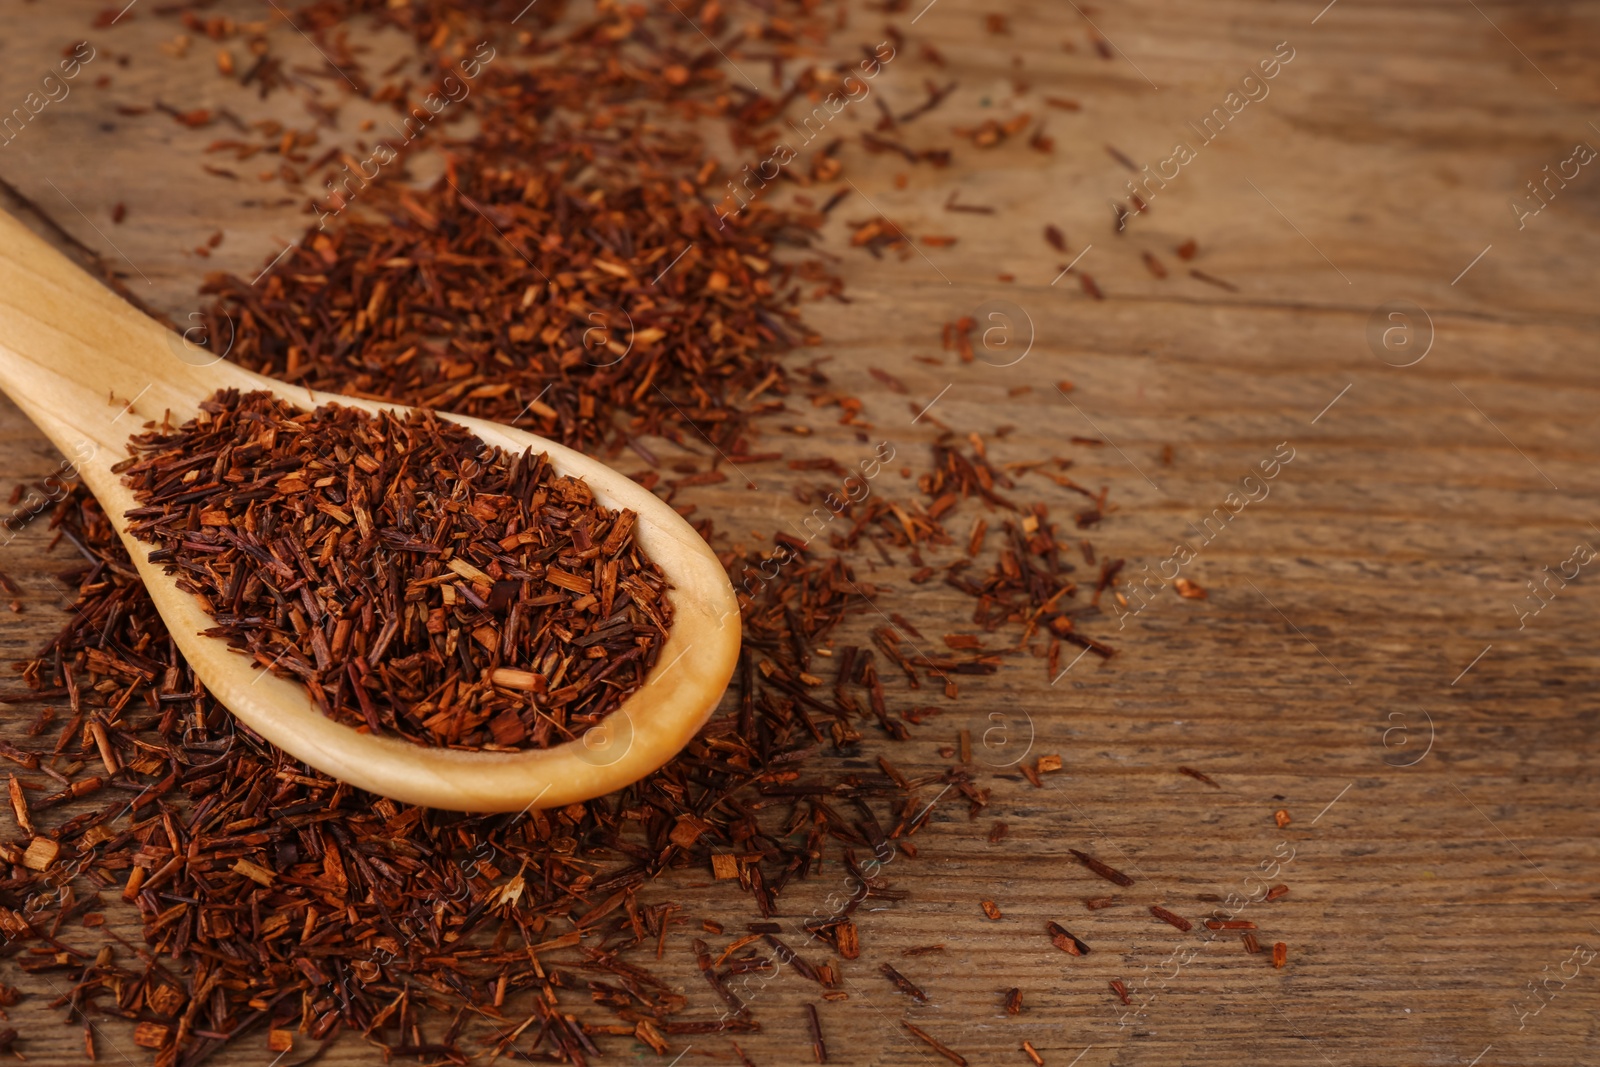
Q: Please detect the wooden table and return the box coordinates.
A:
[2,2,1597,1065]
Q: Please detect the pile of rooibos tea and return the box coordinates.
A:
[0,0,1160,1063]
[119,389,671,749]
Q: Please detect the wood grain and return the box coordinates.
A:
[1,1,1597,1065]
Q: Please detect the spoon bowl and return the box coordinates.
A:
[0,209,740,812]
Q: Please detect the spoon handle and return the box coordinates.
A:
[0,208,257,498]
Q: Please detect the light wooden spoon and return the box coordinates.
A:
[0,208,740,813]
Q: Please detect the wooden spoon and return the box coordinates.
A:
[0,209,740,813]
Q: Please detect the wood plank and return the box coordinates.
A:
[0,1,1596,1065]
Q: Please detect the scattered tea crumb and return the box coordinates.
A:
[1069,848,1134,887]
[1046,920,1090,956]
[902,1021,968,1066]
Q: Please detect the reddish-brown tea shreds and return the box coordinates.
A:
[1004,986,1023,1014]
[119,390,672,749]
[1068,848,1134,887]
[981,899,1003,920]
[0,738,37,770]
[132,1022,170,1050]
[1242,932,1262,954]
[8,364,954,1061]
[836,920,861,959]
[766,934,826,985]
[1022,1039,1046,1066]
[902,1021,969,1066]
[1085,896,1120,910]
[1109,978,1131,1005]
[7,774,33,836]
[22,837,59,871]
[1149,904,1192,932]
[1047,920,1090,956]
[202,104,817,467]
[1178,765,1221,787]
[880,962,929,1003]
[1266,884,1290,902]
[1274,808,1292,828]
[1173,576,1206,599]
[0,0,1150,1060]
[1273,941,1288,968]
[807,1003,828,1064]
